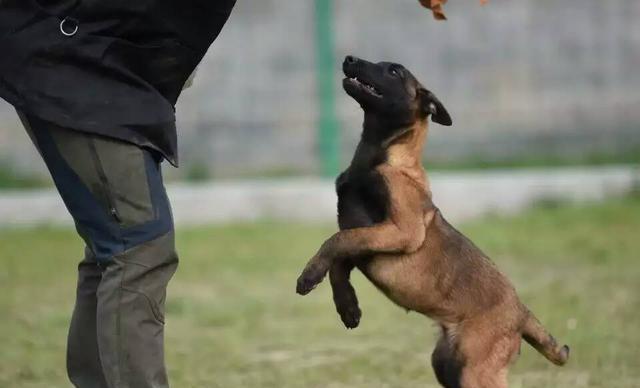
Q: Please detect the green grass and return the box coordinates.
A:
[1,197,640,387]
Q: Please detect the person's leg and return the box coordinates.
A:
[19,111,178,388]
[97,232,178,388]
[67,248,109,388]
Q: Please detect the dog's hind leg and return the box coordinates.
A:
[460,366,508,388]
[329,260,361,329]
[431,329,464,388]
[457,332,519,388]
[432,337,509,388]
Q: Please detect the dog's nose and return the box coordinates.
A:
[345,55,358,65]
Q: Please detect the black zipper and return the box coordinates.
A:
[87,137,122,223]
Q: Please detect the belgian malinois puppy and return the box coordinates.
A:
[296,56,569,388]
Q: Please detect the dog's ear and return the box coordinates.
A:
[419,88,452,126]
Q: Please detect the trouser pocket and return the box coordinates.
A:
[18,110,174,264]
[57,130,156,228]
[87,136,123,223]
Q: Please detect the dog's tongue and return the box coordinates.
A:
[418,0,488,21]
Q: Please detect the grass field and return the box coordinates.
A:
[1,196,640,387]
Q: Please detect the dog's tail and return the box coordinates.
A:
[521,308,569,366]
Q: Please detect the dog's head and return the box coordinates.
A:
[342,56,451,142]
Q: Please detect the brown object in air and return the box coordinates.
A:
[420,0,488,20]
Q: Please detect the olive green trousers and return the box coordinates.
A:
[19,112,178,388]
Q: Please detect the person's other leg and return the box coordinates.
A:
[19,112,178,388]
[20,112,111,387]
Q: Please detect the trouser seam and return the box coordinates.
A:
[115,265,124,387]
[87,135,123,225]
[121,286,166,324]
[112,230,175,268]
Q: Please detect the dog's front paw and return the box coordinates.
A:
[334,288,362,329]
[337,302,361,329]
[296,267,326,295]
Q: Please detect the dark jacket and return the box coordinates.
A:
[0,0,236,165]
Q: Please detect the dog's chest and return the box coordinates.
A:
[336,169,390,230]
[362,252,435,313]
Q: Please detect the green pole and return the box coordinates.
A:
[315,0,340,177]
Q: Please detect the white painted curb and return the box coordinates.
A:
[0,166,637,228]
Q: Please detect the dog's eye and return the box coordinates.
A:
[389,66,401,77]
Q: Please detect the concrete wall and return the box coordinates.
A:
[1,0,639,179]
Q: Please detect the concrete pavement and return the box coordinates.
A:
[0,166,638,228]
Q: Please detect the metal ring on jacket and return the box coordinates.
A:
[60,17,79,37]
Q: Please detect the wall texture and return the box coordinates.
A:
[1,0,639,179]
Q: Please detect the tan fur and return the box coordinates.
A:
[297,60,569,388]
[298,116,568,387]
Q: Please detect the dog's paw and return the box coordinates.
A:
[337,303,361,329]
[334,290,362,329]
[296,270,326,295]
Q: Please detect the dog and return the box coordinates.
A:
[296,56,569,388]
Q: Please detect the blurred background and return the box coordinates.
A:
[1,0,639,387]
[1,0,639,183]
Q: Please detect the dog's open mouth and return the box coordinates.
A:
[345,77,382,98]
